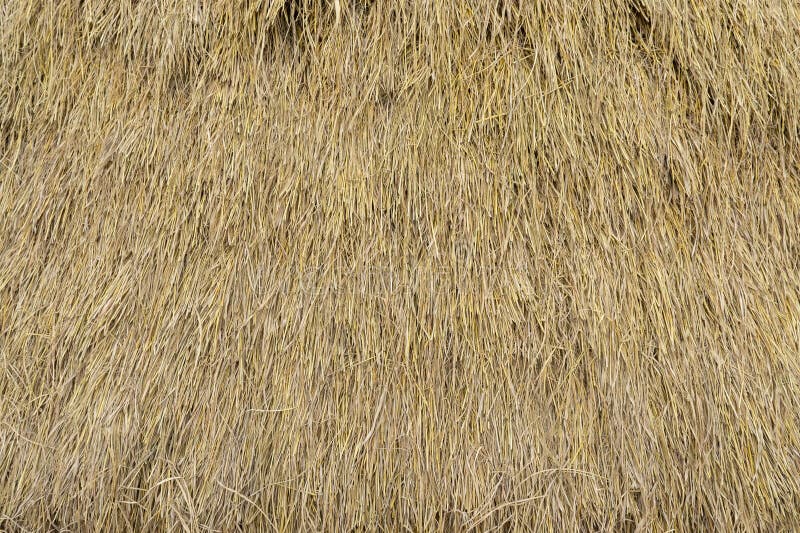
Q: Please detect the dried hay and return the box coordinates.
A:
[1,0,800,530]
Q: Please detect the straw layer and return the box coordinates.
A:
[1,1,799,530]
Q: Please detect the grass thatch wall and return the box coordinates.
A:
[2,0,800,530]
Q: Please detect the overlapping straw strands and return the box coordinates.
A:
[1,0,800,530]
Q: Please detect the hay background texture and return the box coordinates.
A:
[1,0,800,530]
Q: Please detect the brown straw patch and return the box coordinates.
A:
[1,0,800,530]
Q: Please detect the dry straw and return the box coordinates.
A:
[1,0,800,530]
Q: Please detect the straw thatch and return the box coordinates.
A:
[1,0,799,530]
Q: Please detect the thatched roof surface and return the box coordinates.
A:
[1,0,799,530]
